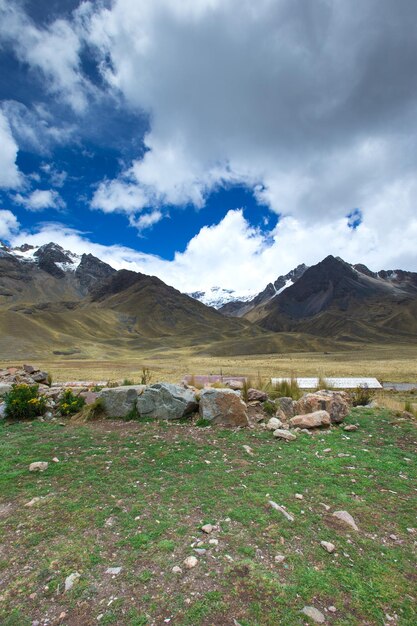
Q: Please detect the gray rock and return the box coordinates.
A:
[266,417,283,430]
[32,371,49,384]
[294,390,350,424]
[0,403,5,419]
[64,572,80,592]
[0,384,11,397]
[199,388,249,427]
[302,606,325,623]
[276,397,294,418]
[99,385,146,418]
[137,383,198,420]
[273,428,297,441]
[320,540,335,553]
[344,424,358,432]
[247,388,268,402]
[332,510,359,531]
[289,410,331,429]
[268,500,294,521]
[105,567,122,575]
[29,461,48,472]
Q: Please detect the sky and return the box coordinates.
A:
[0,0,417,294]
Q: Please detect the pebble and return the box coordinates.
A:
[52,457,60,463]
[194,548,206,555]
[328,606,337,613]
[344,424,358,432]
[389,534,397,540]
[320,541,335,553]
[209,539,219,545]
[29,461,48,472]
[332,510,359,531]
[302,606,325,623]
[64,571,80,592]
[268,500,294,522]
[172,566,182,574]
[295,493,303,500]
[25,497,41,508]
[183,556,198,569]
[105,567,122,575]
[201,524,214,534]
[274,554,286,563]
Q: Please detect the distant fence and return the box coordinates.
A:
[270,377,382,389]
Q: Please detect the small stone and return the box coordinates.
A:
[194,548,206,555]
[29,461,48,472]
[243,445,254,456]
[183,556,198,569]
[295,493,303,500]
[268,500,294,521]
[273,428,297,441]
[332,510,359,531]
[52,457,60,463]
[328,606,337,613]
[344,424,358,432]
[266,417,283,431]
[64,571,80,592]
[320,541,335,553]
[389,534,397,540]
[274,554,286,563]
[25,497,41,507]
[105,567,122,575]
[172,566,182,574]
[302,606,325,623]
[209,539,219,545]
[201,524,214,534]
[406,527,415,534]
[59,612,66,620]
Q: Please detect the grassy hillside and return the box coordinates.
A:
[0,409,415,625]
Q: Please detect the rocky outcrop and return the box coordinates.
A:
[293,390,350,424]
[199,388,249,427]
[75,253,116,293]
[289,410,331,429]
[136,383,198,420]
[0,365,49,386]
[99,385,146,418]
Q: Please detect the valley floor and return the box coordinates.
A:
[2,342,416,384]
[0,409,416,625]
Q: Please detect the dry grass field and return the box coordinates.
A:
[2,342,417,384]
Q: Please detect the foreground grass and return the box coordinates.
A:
[0,409,416,625]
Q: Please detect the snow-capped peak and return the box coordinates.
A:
[187,286,257,309]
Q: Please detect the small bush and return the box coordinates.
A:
[140,367,152,385]
[72,398,105,422]
[195,417,211,427]
[4,384,47,420]
[122,378,135,386]
[351,385,374,407]
[58,389,85,416]
[315,376,333,391]
[262,400,277,416]
[274,378,301,400]
[106,380,119,388]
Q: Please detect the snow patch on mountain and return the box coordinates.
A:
[187,286,257,309]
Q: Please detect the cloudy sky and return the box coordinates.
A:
[1,0,416,293]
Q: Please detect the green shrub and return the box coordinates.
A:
[58,389,85,416]
[351,385,374,407]
[262,400,277,416]
[122,378,135,386]
[4,384,47,420]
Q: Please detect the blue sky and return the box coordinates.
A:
[0,0,416,292]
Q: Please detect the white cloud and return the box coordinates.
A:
[8,204,417,294]
[0,210,20,240]
[0,0,90,112]
[0,111,23,189]
[14,189,66,212]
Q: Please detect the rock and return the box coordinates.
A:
[64,572,80,592]
[199,388,249,427]
[194,548,206,555]
[328,606,337,613]
[289,410,331,429]
[25,497,41,507]
[276,397,294,418]
[294,390,350,424]
[242,445,254,456]
[320,541,335,553]
[225,379,244,390]
[266,417,283,431]
[302,606,325,623]
[172,566,182,574]
[333,510,359,531]
[344,424,358,432]
[0,403,5,419]
[273,428,297,441]
[105,567,122,575]
[99,385,145,418]
[32,371,49,384]
[137,383,198,420]
[0,384,11,396]
[29,461,48,472]
[274,554,286,563]
[295,493,303,500]
[201,523,214,534]
[268,500,294,521]
[79,390,98,405]
[23,364,37,374]
[209,538,218,545]
[247,388,268,402]
[183,556,198,569]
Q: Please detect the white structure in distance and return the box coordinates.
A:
[271,377,382,389]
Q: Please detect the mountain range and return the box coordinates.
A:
[1,240,416,360]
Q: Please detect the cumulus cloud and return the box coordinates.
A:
[0,111,23,189]
[14,189,66,212]
[0,209,20,240]
[8,206,417,293]
[0,0,89,112]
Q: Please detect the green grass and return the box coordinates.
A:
[0,409,416,624]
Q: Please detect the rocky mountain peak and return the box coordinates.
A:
[75,253,116,293]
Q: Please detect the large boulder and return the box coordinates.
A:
[199,388,249,427]
[99,385,146,418]
[293,390,350,424]
[276,397,294,419]
[136,383,198,420]
[289,410,331,429]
